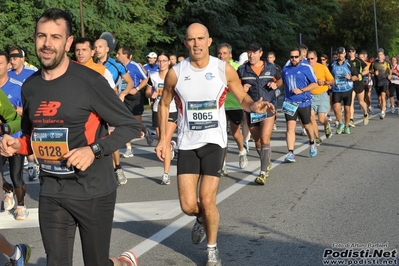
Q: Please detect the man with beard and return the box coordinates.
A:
[282,47,318,162]
[0,8,140,266]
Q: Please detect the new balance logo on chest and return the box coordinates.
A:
[34,101,61,117]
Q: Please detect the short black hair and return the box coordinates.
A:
[290,47,301,55]
[0,51,10,63]
[75,38,93,49]
[36,8,73,37]
[119,46,132,58]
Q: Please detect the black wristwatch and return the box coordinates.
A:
[90,143,102,159]
[0,123,11,135]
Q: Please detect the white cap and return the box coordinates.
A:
[238,52,248,65]
[146,52,157,58]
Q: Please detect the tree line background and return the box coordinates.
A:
[1,0,398,66]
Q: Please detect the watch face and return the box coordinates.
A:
[92,144,100,153]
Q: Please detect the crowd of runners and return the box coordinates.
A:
[0,8,398,266]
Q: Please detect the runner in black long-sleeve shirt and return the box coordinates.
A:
[0,8,139,266]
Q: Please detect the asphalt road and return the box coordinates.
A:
[1,98,398,266]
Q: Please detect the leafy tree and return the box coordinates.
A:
[0,0,172,65]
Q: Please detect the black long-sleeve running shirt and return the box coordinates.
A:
[19,60,141,200]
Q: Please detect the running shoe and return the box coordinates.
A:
[363,115,369,125]
[192,218,206,245]
[392,106,396,113]
[4,192,15,211]
[335,120,339,127]
[8,244,31,266]
[301,128,307,136]
[238,152,248,169]
[145,128,154,146]
[379,111,385,120]
[117,251,138,266]
[115,169,127,185]
[161,173,170,185]
[27,166,37,181]
[344,125,350,134]
[315,137,322,146]
[284,152,296,163]
[254,171,267,185]
[170,140,177,160]
[14,206,29,220]
[309,144,317,157]
[35,163,40,179]
[206,247,222,266]
[336,122,344,134]
[273,123,277,130]
[122,149,134,158]
[221,164,228,177]
[326,115,332,122]
[348,120,355,128]
[243,140,249,153]
[325,122,332,139]
[368,106,373,115]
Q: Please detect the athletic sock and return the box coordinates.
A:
[10,245,21,260]
[259,144,271,172]
[207,243,217,249]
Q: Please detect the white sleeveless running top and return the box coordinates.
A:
[174,56,228,150]
[149,71,177,112]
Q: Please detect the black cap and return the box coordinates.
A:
[246,42,262,52]
[336,47,346,54]
[359,50,368,55]
[347,46,355,51]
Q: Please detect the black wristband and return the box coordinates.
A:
[0,123,10,135]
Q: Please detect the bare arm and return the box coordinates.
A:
[119,73,134,100]
[155,68,177,161]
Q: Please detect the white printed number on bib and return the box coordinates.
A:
[282,101,299,116]
[250,112,267,124]
[187,100,219,130]
[31,128,74,174]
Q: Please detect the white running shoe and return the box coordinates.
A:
[14,206,29,220]
[238,152,248,169]
[117,251,138,266]
[115,169,127,185]
[206,247,222,266]
[122,149,134,158]
[4,192,15,211]
[161,173,171,185]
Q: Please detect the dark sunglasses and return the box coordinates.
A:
[321,58,326,61]
[307,58,315,60]
[290,55,300,59]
